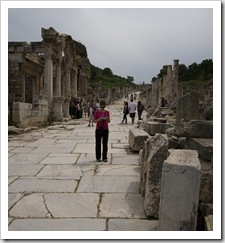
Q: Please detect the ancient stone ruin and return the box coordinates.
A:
[8,27,91,127]
[129,59,213,230]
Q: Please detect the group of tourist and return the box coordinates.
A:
[120,95,145,125]
[69,97,84,119]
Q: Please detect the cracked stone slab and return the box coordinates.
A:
[37,164,94,178]
[9,218,106,231]
[76,153,98,164]
[108,218,159,231]
[77,175,140,193]
[8,178,78,193]
[8,153,48,165]
[9,164,45,177]
[44,193,99,217]
[95,165,140,176]
[40,154,79,165]
[30,147,74,154]
[99,193,146,218]
[9,193,48,218]
[8,193,24,209]
[72,144,95,153]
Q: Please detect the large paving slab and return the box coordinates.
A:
[8,178,78,193]
[99,193,146,218]
[95,165,140,176]
[77,175,140,193]
[39,154,79,165]
[8,153,49,164]
[9,218,106,231]
[8,164,45,176]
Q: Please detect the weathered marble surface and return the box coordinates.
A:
[7,99,156,233]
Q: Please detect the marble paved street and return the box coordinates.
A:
[8,99,159,232]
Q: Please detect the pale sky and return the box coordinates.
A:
[7,2,214,84]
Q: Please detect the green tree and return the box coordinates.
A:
[157,65,168,78]
[187,62,199,80]
[178,64,188,81]
[199,59,213,80]
[127,76,134,83]
[102,67,113,76]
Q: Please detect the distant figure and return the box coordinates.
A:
[130,94,134,101]
[88,101,95,127]
[83,101,88,117]
[137,101,144,120]
[161,97,167,107]
[129,98,137,124]
[95,99,100,110]
[120,101,129,124]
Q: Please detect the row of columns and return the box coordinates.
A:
[43,47,87,121]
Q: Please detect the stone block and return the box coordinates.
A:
[161,108,174,116]
[145,121,174,136]
[128,128,150,151]
[140,134,169,218]
[176,92,199,126]
[186,138,213,161]
[188,120,213,138]
[159,149,201,231]
[33,99,48,106]
[176,120,213,138]
[13,102,32,110]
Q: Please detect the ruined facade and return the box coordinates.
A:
[151,59,180,108]
[8,27,91,127]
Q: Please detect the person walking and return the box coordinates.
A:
[120,101,129,124]
[137,101,144,120]
[93,99,110,162]
[129,98,137,124]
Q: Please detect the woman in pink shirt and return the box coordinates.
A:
[93,100,110,162]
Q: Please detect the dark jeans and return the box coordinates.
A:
[95,129,109,160]
[122,114,128,123]
[138,111,143,120]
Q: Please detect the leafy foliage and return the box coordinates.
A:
[154,59,213,83]
[179,59,213,82]
[89,64,137,90]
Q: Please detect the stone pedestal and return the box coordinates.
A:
[63,98,71,118]
[159,149,201,231]
[53,96,65,121]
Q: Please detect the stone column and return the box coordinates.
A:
[63,97,71,118]
[70,69,78,97]
[54,59,61,97]
[159,149,201,231]
[65,66,71,97]
[172,59,179,107]
[44,49,53,118]
[155,78,160,107]
[165,65,173,106]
